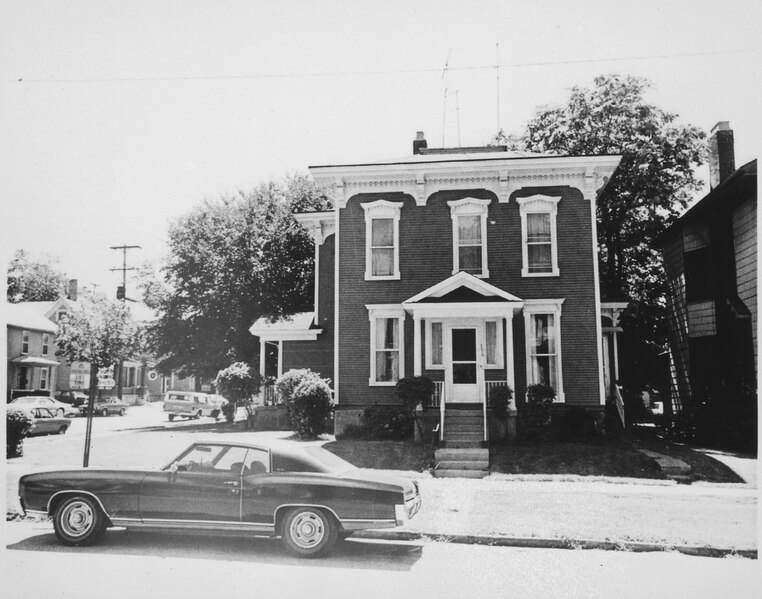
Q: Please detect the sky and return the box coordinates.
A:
[1,0,759,298]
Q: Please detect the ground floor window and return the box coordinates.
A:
[39,367,50,390]
[523,300,565,400]
[367,305,405,385]
[17,366,29,389]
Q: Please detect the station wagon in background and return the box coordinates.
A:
[18,440,422,557]
[28,407,71,436]
[9,395,78,418]
[163,391,226,421]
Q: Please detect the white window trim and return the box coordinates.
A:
[362,200,403,281]
[518,195,560,277]
[523,299,565,402]
[42,333,50,356]
[39,367,49,390]
[448,198,491,278]
[367,304,406,386]
[425,319,503,370]
[21,330,30,355]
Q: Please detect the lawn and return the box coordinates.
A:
[323,435,744,483]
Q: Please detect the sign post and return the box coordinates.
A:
[83,365,115,467]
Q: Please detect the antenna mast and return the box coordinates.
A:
[456,90,462,147]
[496,42,501,137]
[442,48,452,147]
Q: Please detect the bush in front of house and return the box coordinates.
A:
[276,369,334,439]
[7,409,33,458]
[555,406,597,441]
[517,384,555,440]
[489,385,514,420]
[215,362,262,425]
[359,405,413,440]
[395,376,434,440]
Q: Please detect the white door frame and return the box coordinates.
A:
[444,319,485,404]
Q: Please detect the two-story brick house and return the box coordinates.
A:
[251,134,622,448]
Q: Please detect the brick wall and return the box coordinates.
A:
[337,186,601,409]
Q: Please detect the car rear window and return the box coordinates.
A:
[167,394,192,401]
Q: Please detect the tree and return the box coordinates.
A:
[7,249,67,302]
[147,174,330,379]
[56,295,141,401]
[493,74,705,388]
[214,362,262,425]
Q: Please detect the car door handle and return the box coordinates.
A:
[224,481,239,487]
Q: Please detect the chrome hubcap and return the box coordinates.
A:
[289,511,325,549]
[60,501,94,537]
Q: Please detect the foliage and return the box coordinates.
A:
[7,409,33,458]
[358,405,413,440]
[214,362,262,403]
[7,249,67,303]
[555,407,598,442]
[276,369,334,439]
[489,385,514,419]
[492,74,706,369]
[518,384,556,440]
[394,376,434,440]
[145,174,330,379]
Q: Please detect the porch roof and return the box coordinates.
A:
[10,355,60,367]
[248,312,322,342]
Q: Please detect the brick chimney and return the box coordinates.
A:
[67,279,78,301]
[413,131,427,155]
[708,121,735,189]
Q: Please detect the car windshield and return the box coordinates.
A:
[12,397,43,404]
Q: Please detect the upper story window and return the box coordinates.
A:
[367,305,405,385]
[518,195,560,277]
[21,330,30,354]
[523,299,565,402]
[448,198,491,278]
[42,333,50,356]
[362,200,403,280]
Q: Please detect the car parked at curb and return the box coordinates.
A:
[9,395,79,417]
[54,391,89,408]
[18,440,422,558]
[28,408,71,436]
[163,391,226,421]
[79,397,129,417]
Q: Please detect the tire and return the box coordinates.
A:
[281,507,338,558]
[58,425,68,435]
[101,408,108,417]
[196,410,202,420]
[168,414,175,422]
[53,495,107,546]
[56,409,65,417]
[119,408,126,416]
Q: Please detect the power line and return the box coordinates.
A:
[14,48,754,84]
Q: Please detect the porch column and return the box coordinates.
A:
[413,314,422,376]
[612,330,620,383]
[259,338,266,378]
[278,340,283,378]
[505,312,516,410]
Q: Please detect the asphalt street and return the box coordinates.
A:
[3,519,759,599]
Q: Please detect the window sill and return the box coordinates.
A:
[521,269,559,278]
[368,380,399,387]
[452,269,490,278]
[365,274,401,281]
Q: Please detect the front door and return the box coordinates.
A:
[448,327,482,403]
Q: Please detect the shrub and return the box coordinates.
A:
[395,376,434,440]
[360,405,413,440]
[276,369,334,439]
[556,406,597,441]
[517,384,555,440]
[489,385,514,420]
[215,362,262,425]
[7,409,33,458]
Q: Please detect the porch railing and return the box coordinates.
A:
[485,381,510,408]
[261,384,278,406]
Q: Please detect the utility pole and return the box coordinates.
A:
[110,244,141,401]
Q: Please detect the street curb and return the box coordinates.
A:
[352,530,758,559]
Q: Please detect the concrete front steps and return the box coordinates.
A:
[435,407,489,478]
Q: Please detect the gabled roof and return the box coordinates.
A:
[15,297,74,321]
[6,303,58,333]
[403,271,523,304]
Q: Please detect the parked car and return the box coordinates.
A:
[9,396,78,417]
[28,408,71,436]
[79,397,129,417]
[18,440,422,557]
[163,391,225,421]
[55,391,89,408]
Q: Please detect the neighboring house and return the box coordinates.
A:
[250,132,622,448]
[657,122,757,414]
[6,303,59,400]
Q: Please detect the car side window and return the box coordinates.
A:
[176,445,250,474]
[245,448,270,475]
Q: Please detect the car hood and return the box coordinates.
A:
[338,468,418,496]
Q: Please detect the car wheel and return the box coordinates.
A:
[53,495,107,547]
[58,425,68,435]
[56,408,65,417]
[119,408,126,416]
[281,507,338,558]
[196,410,202,419]
[168,414,175,422]
[101,408,108,417]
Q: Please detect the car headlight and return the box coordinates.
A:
[394,504,406,526]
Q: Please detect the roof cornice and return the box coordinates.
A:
[309,155,621,207]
